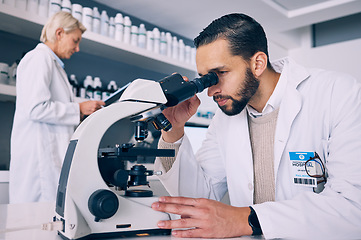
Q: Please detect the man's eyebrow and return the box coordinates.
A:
[198,65,226,77]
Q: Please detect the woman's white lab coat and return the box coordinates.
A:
[155,58,361,239]
[10,43,80,203]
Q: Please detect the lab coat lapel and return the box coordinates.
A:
[238,109,253,173]
[239,110,254,204]
[226,109,254,206]
[274,59,310,179]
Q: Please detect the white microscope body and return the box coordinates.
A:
[54,73,218,239]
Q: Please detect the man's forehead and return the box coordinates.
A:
[196,40,233,74]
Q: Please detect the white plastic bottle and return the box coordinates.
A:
[146,31,153,52]
[83,75,94,99]
[160,32,167,55]
[69,74,79,97]
[107,80,117,94]
[138,24,146,49]
[114,13,124,41]
[153,28,160,54]
[171,36,178,60]
[108,17,115,39]
[191,47,197,65]
[15,0,27,10]
[101,87,109,100]
[48,0,61,17]
[92,7,100,34]
[79,84,86,99]
[8,60,18,86]
[3,0,16,7]
[93,77,102,100]
[71,4,82,22]
[38,0,49,18]
[0,63,9,85]
[82,7,93,32]
[103,80,117,99]
[27,0,38,14]
[100,10,109,37]
[185,45,191,64]
[178,39,185,62]
[166,32,172,58]
[61,0,71,13]
[123,16,132,44]
[130,25,138,47]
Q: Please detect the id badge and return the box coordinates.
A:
[289,152,317,187]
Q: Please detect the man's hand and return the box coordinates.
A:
[151,196,253,238]
[161,95,200,143]
[79,100,105,120]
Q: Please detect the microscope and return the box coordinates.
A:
[54,72,218,239]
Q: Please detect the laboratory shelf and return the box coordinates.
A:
[0,83,16,101]
[0,4,210,126]
[0,4,197,77]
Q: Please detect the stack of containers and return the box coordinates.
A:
[0,63,9,84]
[68,74,121,101]
[0,59,18,86]
[92,7,100,34]
[61,0,71,13]
[1,0,197,65]
[71,3,82,22]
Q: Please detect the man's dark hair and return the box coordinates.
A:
[194,13,273,69]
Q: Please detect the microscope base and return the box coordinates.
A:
[58,228,171,240]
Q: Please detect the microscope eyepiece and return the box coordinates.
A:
[191,72,218,93]
[159,72,219,107]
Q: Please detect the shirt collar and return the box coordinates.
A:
[247,58,288,118]
[42,43,65,69]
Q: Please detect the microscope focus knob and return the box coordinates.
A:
[88,189,119,222]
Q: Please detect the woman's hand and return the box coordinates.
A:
[79,100,105,120]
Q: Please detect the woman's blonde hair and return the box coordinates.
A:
[40,11,86,43]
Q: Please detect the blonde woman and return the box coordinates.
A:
[10,12,104,203]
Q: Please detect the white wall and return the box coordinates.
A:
[269,40,289,62]
[288,27,360,80]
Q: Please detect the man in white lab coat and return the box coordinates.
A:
[152,13,361,239]
[9,12,104,203]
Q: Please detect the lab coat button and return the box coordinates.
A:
[248,183,253,190]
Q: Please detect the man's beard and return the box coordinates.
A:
[213,68,259,116]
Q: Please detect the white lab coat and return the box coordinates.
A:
[9,43,80,203]
[155,58,361,239]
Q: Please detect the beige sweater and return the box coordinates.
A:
[248,108,279,204]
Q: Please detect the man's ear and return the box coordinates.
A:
[250,52,267,77]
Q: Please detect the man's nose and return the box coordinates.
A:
[207,83,220,97]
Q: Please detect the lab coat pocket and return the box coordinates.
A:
[313,139,329,193]
[48,125,72,171]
